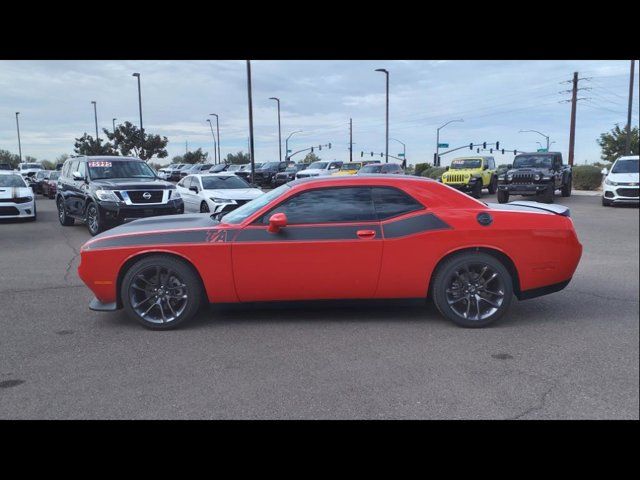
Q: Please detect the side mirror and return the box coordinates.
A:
[507,164,513,170]
[445,166,449,171]
[189,186,199,193]
[267,212,287,233]
[72,171,84,181]
[601,168,608,175]
[483,164,488,170]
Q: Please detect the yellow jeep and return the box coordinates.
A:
[332,160,378,176]
[441,156,498,198]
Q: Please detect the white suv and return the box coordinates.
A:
[601,155,639,207]
[295,160,343,179]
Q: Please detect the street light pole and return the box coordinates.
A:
[206,119,218,164]
[625,60,635,155]
[15,112,22,162]
[390,137,406,167]
[375,68,389,163]
[436,119,464,166]
[519,129,550,150]
[112,117,117,134]
[285,130,303,162]
[91,101,99,140]
[132,73,144,145]
[209,113,221,164]
[269,97,282,163]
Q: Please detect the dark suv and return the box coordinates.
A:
[251,161,289,187]
[56,156,184,235]
[497,152,572,204]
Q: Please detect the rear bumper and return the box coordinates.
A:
[517,278,572,300]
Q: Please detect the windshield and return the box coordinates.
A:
[201,175,251,189]
[49,172,60,180]
[20,164,41,170]
[260,162,280,169]
[221,184,289,224]
[88,160,156,180]
[341,163,362,170]
[611,158,639,174]
[307,162,328,170]
[0,174,26,187]
[359,164,382,173]
[513,155,553,169]
[227,164,242,171]
[450,159,481,169]
[36,171,49,178]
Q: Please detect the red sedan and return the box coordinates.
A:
[78,176,582,329]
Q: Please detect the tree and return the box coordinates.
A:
[182,148,208,164]
[302,152,321,164]
[74,133,117,156]
[0,149,21,169]
[224,151,250,165]
[103,121,169,161]
[171,155,184,164]
[41,160,57,170]
[597,124,639,163]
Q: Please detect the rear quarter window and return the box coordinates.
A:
[372,187,424,220]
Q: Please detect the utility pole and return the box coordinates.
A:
[349,118,353,162]
[269,97,282,163]
[210,113,221,165]
[568,72,578,166]
[15,112,22,162]
[625,60,636,155]
[246,60,256,184]
[112,118,117,133]
[206,119,218,164]
[91,101,99,140]
[375,68,389,163]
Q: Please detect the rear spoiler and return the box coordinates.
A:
[487,201,571,217]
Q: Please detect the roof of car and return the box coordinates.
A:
[73,155,143,162]
[289,174,432,187]
[190,172,244,177]
[515,152,562,156]
[616,155,639,161]
[0,170,21,175]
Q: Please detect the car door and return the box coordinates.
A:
[231,186,383,302]
[64,159,82,215]
[176,176,194,211]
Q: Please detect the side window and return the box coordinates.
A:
[192,177,201,189]
[372,187,424,220]
[77,161,87,178]
[69,160,79,176]
[259,187,377,224]
[488,158,495,169]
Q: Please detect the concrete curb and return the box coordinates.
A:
[571,190,601,197]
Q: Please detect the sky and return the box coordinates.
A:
[0,60,637,167]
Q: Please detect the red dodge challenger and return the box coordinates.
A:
[78,176,582,329]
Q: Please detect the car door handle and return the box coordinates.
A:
[357,229,376,239]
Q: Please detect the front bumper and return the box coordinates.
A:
[97,200,184,224]
[0,200,35,218]
[603,184,639,203]
[498,183,549,195]
[89,297,118,311]
[273,175,294,185]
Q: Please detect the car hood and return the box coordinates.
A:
[506,167,553,175]
[297,168,327,175]
[444,168,480,175]
[203,188,263,200]
[90,178,175,190]
[0,186,32,199]
[606,172,639,183]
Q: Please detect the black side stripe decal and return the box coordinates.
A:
[382,213,451,238]
[234,225,382,242]
[86,229,224,249]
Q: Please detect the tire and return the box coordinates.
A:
[602,196,613,207]
[497,189,509,204]
[487,175,497,194]
[471,180,482,198]
[200,201,210,213]
[121,255,204,330]
[85,202,104,236]
[57,197,75,226]
[539,185,554,203]
[431,252,513,328]
[561,176,572,197]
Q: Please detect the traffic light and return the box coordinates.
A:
[328,143,332,149]
[513,150,518,155]
[318,145,322,150]
[469,143,473,150]
[311,147,314,152]
[380,153,383,157]
[476,148,480,153]
[490,148,493,153]
[371,152,374,157]
[501,149,505,155]
[360,151,363,157]
[496,141,500,150]
[482,142,487,149]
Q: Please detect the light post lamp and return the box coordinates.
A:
[375,68,389,163]
[285,130,303,162]
[209,113,221,164]
[390,137,406,167]
[206,119,218,164]
[91,101,99,140]
[15,112,22,162]
[519,129,550,150]
[132,73,144,144]
[436,119,464,166]
[112,117,117,133]
[268,97,282,163]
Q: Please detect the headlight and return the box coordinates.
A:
[605,178,617,186]
[534,174,541,181]
[169,190,181,200]
[542,176,551,181]
[507,174,513,182]
[211,198,236,204]
[95,190,120,202]
[498,175,505,180]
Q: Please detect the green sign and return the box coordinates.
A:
[398,153,405,157]
[537,148,548,152]
[438,143,449,148]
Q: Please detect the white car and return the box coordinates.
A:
[601,155,639,206]
[176,173,264,214]
[156,168,171,180]
[0,171,36,220]
[295,160,343,179]
[18,162,43,177]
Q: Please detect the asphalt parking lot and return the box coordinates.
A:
[0,192,638,419]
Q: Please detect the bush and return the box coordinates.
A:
[414,163,432,177]
[421,167,446,180]
[572,165,602,190]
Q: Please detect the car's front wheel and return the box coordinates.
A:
[431,252,513,328]
[561,177,572,197]
[85,202,104,236]
[200,201,210,213]
[497,189,509,204]
[602,196,613,207]
[471,180,482,198]
[57,197,75,226]
[121,255,204,330]
[487,176,498,194]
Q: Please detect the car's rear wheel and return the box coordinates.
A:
[561,177,572,197]
[538,185,554,203]
[431,252,513,328]
[57,197,74,226]
[602,196,613,207]
[487,175,498,194]
[200,201,210,213]
[85,202,103,236]
[121,255,203,330]
[497,189,509,204]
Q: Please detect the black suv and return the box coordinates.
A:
[250,161,289,187]
[56,156,184,235]
[497,152,572,204]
